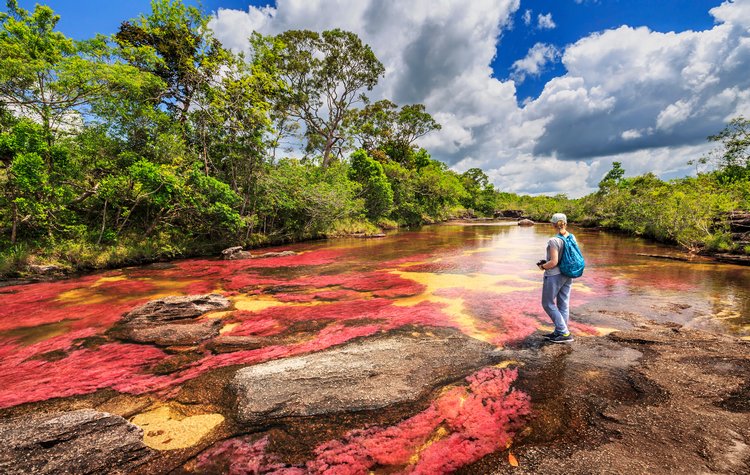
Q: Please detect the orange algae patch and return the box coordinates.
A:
[131,405,224,450]
[195,367,531,475]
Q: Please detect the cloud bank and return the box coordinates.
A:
[209,0,750,196]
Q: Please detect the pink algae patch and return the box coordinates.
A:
[0,339,166,408]
[195,367,530,475]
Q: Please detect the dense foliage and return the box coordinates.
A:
[0,0,486,275]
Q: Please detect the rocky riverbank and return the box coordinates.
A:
[466,313,750,474]
[1,300,748,474]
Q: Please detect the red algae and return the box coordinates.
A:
[194,368,530,475]
[0,341,167,408]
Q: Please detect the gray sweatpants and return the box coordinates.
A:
[542,273,573,334]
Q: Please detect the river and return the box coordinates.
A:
[0,222,748,473]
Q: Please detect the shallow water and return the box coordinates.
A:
[1,223,748,472]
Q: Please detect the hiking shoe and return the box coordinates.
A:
[549,333,574,344]
[543,331,560,340]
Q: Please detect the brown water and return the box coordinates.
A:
[0,222,748,472]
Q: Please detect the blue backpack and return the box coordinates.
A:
[556,233,585,278]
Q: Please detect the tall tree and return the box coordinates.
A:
[347,99,441,154]
[114,0,226,126]
[702,116,750,184]
[273,29,384,167]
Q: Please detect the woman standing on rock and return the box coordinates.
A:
[537,213,575,343]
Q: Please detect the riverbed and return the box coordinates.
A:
[0,223,748,474]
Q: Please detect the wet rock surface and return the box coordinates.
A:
[109,294,230,346]
[463,316,750,475]
[116,320,223,346]
[253,250,297,258]
[0,409,153,475]
[221,247,297,260]
[229,327,499,425]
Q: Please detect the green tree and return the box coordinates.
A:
[701,116,750,184]
[273,29,385,167]
[348,149,393,219]
[0,1,151,144]
[114,0,226,126]
[598,161,625,189]
[347,99,441,155]
[460,167,497,215]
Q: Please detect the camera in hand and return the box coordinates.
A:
[536,259,547,266]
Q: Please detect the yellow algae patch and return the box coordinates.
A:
[395,291,496,343]
[219,322,239,334]
[390,270,538,343]
[232,295,281,312]
[96,275,128,284]
[494,360,521,369]
[4,320,72,346]
[201,310,233,320]
[593,326,620,336]
[408,426,450,465]
[233,294,326,313]
[131,406,224,451]
[56,275,208,305]
[571,282,594,294]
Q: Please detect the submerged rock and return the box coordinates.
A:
[253,250,297,258]
[221,247,297,260]
[221,246,253,260]
[206,335,268,353]
[352,233,386,238]
[229,328,499,426]
[0,409,152,475]
[110,294,230,346]
[518,219,535,226]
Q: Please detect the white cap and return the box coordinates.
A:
[550,213,567,224]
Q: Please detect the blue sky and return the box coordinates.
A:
[3,0,748,196]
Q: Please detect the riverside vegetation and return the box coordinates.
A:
[1,0,748,277]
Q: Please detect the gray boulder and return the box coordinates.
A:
[0,409,152,475]
[518,219,535,226]
[110,294,230,346]
[229,328,498,426]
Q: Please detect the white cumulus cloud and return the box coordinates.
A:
[522,9,532,26]
[537,13,556,30]
[511,43,560,83]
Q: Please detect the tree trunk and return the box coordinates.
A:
[11,201,18,244]
[322,132,336,168]
[97,200,107,245]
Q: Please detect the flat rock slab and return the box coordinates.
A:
[229,328,499,425]
[0,409,152,475]
[109,294,230,346]
[117,319,223,347]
